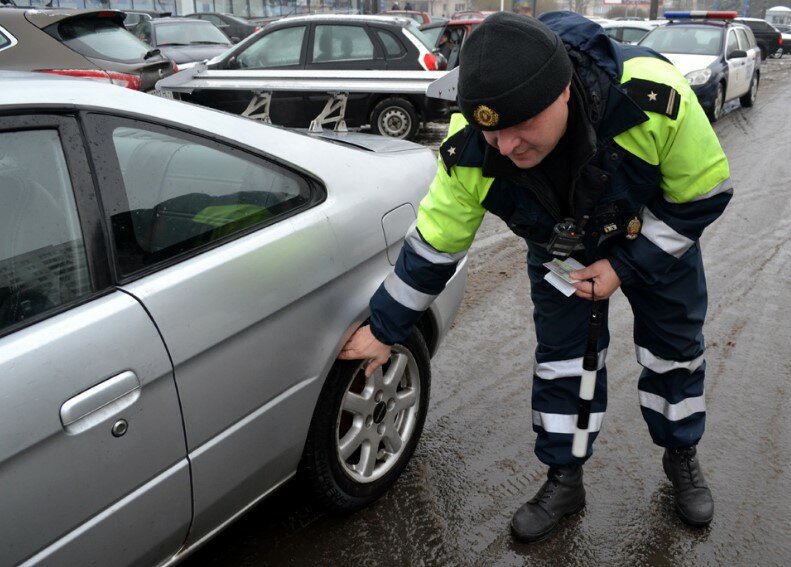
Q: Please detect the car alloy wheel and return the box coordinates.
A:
[300,329,431,511]
[371,97,420,140]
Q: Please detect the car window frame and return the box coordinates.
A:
[232,22,308,68]
[307,22,384,65]
[0,24,18,53]
[80,111,326,284]
[0,114,112,339]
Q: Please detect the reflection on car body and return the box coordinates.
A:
[0,71,467,567]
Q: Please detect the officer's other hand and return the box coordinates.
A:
[570,259,621,300]
[338,325,392,378]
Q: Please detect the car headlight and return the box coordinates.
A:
[685,68,712,86]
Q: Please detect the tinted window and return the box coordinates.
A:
[641,26,722,55]
[107,126,312,275]
[377,29,406,57]
[420,25,443,47]
[0,28,11,52]
[154,22,231,46]
[621,27,649,43]
[313,25,374,62]
[237,25,305,68]
[0,130,91,332]
[404,21,435,49]
[53,16,151,63]
[735,28,753,49]
[726,30,740,55]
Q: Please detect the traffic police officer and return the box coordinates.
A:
[340,11,732,542]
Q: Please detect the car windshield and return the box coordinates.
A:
[155,22,231,46]
[640,26,723,55]
[55,16,151,63]
[404,21,434,50]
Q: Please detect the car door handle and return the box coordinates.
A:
[60,371,141,434]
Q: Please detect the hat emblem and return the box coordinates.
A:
[473,105,499,128]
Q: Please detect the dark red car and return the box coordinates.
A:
[420,17,484,68]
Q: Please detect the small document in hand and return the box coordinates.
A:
[543,257,586,297]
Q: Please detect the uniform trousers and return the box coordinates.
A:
[526,243,708,467]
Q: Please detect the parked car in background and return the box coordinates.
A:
[182,14,447,140]
[0,70,467,567]
[133,17,232,70]
[775,23,791,54]
[601,19,659,44]
[123,9,171,31]
[0,7,175,92]
[735,16,782,59]
[420,17,483,69]
[640,11,760,121]
[184,11,261,43]
[381,10,431,24]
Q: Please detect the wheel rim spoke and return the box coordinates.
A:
[382,428,403,454]
[342,391,370,416]
[339,422,365,461]
[358,440,377,477]
[383,353,407,388]
[394,388,417,413]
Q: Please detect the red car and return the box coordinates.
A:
[420,17,484,68]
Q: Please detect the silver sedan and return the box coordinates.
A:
[0,71,467,566]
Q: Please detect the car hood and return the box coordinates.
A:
[661,53,718,75]
[158,45,231,64]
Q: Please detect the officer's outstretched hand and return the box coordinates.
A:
[338,325,392,378]
[570,259,621,301]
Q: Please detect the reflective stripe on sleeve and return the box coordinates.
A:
[640,207,695,258]
[383,271,436,312]
[405,223,468,265]
[534,349,608,380]
[532,410,605,434]
[636,346,705,374]
[639,390,705,421]
[672,177,734,203]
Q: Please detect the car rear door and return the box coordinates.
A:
[736,26,758,89]
[81,112,340,545]
[0,115,190,566]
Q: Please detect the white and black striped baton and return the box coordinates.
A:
[571,282,602,458]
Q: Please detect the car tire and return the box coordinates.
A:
[772,47,783,59]
[707,82,725,122]
[740,72,759,107]
[759,45,767,60]
[300,328,431,512]
[370,97,420,140]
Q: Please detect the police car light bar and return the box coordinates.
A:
[664,11,738,19]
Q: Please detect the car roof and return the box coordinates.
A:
[151,17,212,25]
[601,20,655,29]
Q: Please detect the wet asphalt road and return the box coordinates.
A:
[185,59,791,566]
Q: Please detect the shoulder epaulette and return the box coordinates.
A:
[622,78,680,120]
[439,127,470,173]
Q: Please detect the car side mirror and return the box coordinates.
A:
[226,55,239,69]
[231,36,241,43]
[728,49,747,59]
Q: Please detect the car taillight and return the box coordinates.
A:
[35,69,141,90]
[422,52,438,71]
[254,26,261,32]
[171,60,179,73]
[780,36,784,45]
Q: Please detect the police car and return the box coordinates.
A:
[639,11,761,121]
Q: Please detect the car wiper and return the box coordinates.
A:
[158,42,190,46]
[189,41,230,45]
[144,48,162,59]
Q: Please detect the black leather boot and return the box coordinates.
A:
[510,466,586,543]
[663,446,714,527]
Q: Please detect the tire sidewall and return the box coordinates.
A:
[300,329,431,512]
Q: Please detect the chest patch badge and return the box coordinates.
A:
[626,216,642,240]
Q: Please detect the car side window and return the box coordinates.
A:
[376,29,405,58]
[621,28,647,43]
[726,30,739,55]
[735,28,752,50]
[0,130,91,333]
[0,27,12,51]
[102,124,314,276]
[237,25,305,68]
[312,25,375,63]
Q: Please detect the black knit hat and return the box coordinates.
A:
[458,12,573,130]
